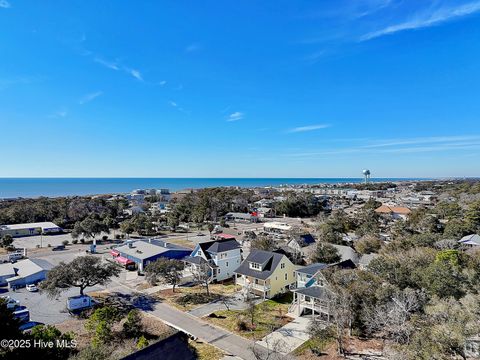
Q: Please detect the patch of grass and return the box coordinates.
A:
[204,296,293,339]
[155,287,222,311]
[189,339,224,360]
[167,238,195,249]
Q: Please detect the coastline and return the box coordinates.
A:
[0,177,434,199]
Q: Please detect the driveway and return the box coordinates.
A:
[256,317,312,355]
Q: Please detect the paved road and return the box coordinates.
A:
[105,278,277,360]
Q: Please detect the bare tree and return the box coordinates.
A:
[191,261,211,295]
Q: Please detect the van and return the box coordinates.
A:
[8,252,24,262]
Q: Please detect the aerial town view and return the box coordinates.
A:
[1,1,480,360]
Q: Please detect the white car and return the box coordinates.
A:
[1,296,20,309]
[26,284,38,292]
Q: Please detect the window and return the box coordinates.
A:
[198,250,202,256]
[280,263,285,269]
[250,262,261,270]
[285,273,288,280]
[226,261,229,267]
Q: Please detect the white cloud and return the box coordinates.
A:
[227,112,244,122]
[288,124,330,133]
[0,0,11,8]
[48,108,68,118]
[158,80,167,86]
[94,57,120,71]
[361,1,480,41]
[168,100,178,107]
[129,68,143,81]
[79,91,103,105]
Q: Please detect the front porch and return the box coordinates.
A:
[289,289,332,322]
[235,274,271,299]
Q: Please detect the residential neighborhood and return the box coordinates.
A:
[2,179,480,359]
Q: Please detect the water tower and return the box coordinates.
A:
[362,169,371,184]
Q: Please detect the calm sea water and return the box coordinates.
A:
[0,178,425,199]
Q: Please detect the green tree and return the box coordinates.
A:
[311,242,341,264]
[355,235,382,254]
[85,306,119,347]
[40,256,120,296]
[123,309,143,338]
[30,325,75,360]
[465,200,480,231]
[144,258,184,292]
[207,223,215,236]
[0,234,13,248]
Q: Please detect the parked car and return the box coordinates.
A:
[52,245,65,251]
[26,284,38,292]
[1,296,20,309]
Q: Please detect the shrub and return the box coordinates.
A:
[80,239,85,244]
[72,239,78,244]
[115,234,121,240]
[236,318,249,331]
[136,336,149,349]
[102,235,108,241]
[62,240,69,246]
[123,309,142,338]
[47,244,51,247]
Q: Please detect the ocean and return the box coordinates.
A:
[0,178,426,199]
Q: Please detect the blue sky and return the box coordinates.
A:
[1,0,480,178]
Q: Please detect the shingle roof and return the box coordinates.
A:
[197,238,241,260]
[293,285,331,299]
[234,249,285,280]
[332,244,359,264]
[296,263,328,275]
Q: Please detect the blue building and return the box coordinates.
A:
[111,239,191,272]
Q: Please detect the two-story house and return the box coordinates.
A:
[289,263,335,321]
[234,249,297,299]
[184,238,242,282]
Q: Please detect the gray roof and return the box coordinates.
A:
[115,240,190,260]
[199,238,241,256]
[332,244,359,264]
[459,234,480,245]
[234,249,285,280]
[296,263,328,276]
[183,256,217,268]
[293,285,331,299]
[0,258,53,279]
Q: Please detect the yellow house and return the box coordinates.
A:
[234,249,297,299]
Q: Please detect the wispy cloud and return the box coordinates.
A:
[284,135,480,157]
[93,56,143,81]
[0,0,11,8]
[94,57,120,71]
[288,124,330,133]
[0,76,43,90]
[79,91,103,105]
[128,68,143,81]
[227,112,244,122]
[158,80,167,86]
[361,1,480,41]
[48,108,68,119]
[168,100,189,114]
[168,100,178,107]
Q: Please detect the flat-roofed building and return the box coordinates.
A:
[111,239,191,272]
[0,222,62,238]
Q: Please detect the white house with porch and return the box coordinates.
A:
[184,237,242,282]
[289,263,334,321]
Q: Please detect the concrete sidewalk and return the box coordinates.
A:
[256,317,312,355]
